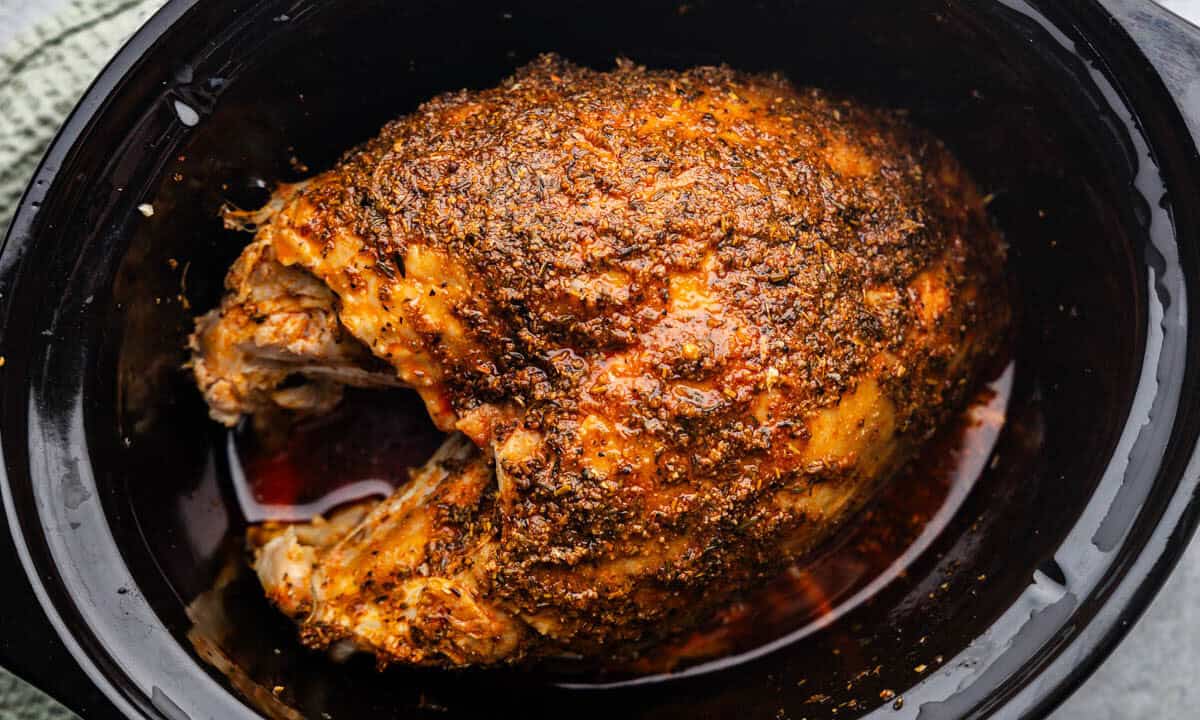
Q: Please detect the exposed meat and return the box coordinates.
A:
[249,434,525,665]
[190,237,402,425]
[191,54,1009,667]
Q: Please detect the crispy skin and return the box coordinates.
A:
[198,55,1008,666]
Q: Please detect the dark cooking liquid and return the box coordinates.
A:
[229,364,1011,677]
[607,364,1011,681]
[230,390,446,522]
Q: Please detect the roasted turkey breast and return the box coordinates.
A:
[191,54,1008,667]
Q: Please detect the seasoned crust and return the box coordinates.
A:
[295,54,1002,428]
[208,54,1007,664]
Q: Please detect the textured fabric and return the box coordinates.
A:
[0,671,75,720]
[0,0,164,232]
[0,2,165,715]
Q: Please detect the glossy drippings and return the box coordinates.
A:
[230,390,446,522]
[228,365,1010,675]
[596,363,1011,682]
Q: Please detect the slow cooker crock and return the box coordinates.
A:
[4,1,1200,718]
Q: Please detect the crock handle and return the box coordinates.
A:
[1105,0,1200,145]
[0,524,121,718]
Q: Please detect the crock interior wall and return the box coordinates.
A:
[84,1,1148,717]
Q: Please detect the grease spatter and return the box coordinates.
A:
[173,100,200,127]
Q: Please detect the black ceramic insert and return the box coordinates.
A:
[3,1,1200,719]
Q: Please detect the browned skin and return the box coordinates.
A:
[193,55,1008,667]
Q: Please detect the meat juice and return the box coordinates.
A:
[229,364,1012,675]
[230,390,447,522]
[612,363,1012,680]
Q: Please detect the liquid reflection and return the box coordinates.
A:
[188,363,1010,707]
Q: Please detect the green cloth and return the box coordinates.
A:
[0,673,74,720]
[0,0,164,230]
[0,2,164,716]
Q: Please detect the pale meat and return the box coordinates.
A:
[190,237,402,424]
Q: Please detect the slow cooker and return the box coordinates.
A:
[3,1,1200,718]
